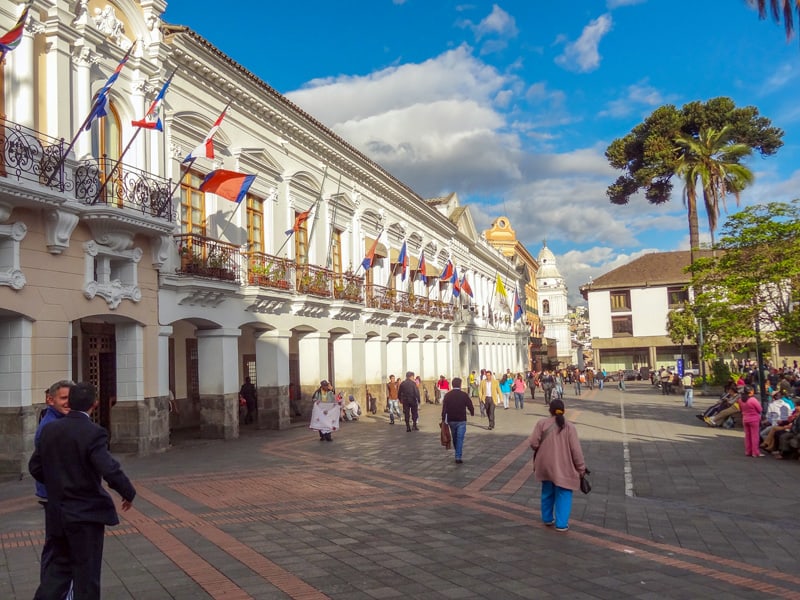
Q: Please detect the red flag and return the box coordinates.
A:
[461,275,473,298]
[199,169,255,204]
[438,259,454,281]
[0,4,29,55]
[286,209,312,236]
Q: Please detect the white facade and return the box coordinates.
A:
[0,0,530,471]
[536,244,571,365]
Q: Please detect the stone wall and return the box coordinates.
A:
[200,393,239,440]
[0,406,37,479]
[110,397,170,455]
[257,385,290,430]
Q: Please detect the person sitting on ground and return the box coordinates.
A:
[761,404,800,454]
[342,395,361,421]
[705,391,742,427]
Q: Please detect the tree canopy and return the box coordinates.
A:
[606,97,783,250]
[688,201,800,356]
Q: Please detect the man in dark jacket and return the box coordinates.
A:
[441,377,474,464]
[240,376,257,424]
[398,371,420,432]
[29,382,136,600]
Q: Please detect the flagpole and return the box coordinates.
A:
[302,165,328,266]
[325,172,343,269]
[217,200,244,243]
[167,100,232,201]
[45,42,136,188]
[353,226,384,277]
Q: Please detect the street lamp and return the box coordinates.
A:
[754,318,767,409]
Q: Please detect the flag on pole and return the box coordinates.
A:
[398,241,408,281]
[452,274,461,298]
[285,208,312,236]
[0,3,30,55]
[131,76,172,131]
[461,274,473,298]
[85,45,134,131]
[362,236,380,271]
[438,259,454,282]
[513,290,524,322]
[199,169,255,204]
[417,252,428,284]
[495,273,509,312]
[184,105,228,162]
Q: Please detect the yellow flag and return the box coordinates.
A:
[495,273,507,298]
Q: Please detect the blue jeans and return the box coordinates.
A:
[514,392,524,409]
[448,420,467,459]
[540,480,573,529]
[388,399,401,422]
[684,388,693,407]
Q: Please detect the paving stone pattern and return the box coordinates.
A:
[2,383,800,598]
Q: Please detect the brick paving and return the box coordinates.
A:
[2,383,800,599]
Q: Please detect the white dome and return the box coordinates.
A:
[537,244,562,279]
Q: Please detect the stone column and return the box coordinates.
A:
[421,337,436,382]
[7,11,35,127]
[297,331,330,402]
[255,329,291,429]
[0,317,34,477]
[332,333,366,409]
[365,335,386,401]
[407,338,422,380]
[197,328,241,439]
[387,336,406,377]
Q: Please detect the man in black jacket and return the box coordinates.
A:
[441,378,474,464]
[29,382,136,600]
[398,371,420,432]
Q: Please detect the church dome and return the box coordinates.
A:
[537,243,562,279]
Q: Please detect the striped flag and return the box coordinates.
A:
[131,75,173,131]
[199,169,255,204]
[0,3,30,55]
[417,252,428,284]
[398,241,408,281]
[85,45,134,131]
[184,105,228,162]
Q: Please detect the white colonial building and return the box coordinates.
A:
[580,251,698,373]
[536,243,571,366]
[0,0,528,475]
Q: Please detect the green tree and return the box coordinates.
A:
[752,0,800,41]
[674,126,754,247]
[689,201,800,355]
[606,98,783,251]
[666,301,699,347]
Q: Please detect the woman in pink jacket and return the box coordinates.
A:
[528,399,586,532]
[740,385,764,457]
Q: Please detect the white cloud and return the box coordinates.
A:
[762,63,798,91]
[473,4,518,40]
[555,14,613,73]
[606,0,646,8]
[599,80,667,118]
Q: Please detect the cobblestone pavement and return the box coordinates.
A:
[3,383,800,599]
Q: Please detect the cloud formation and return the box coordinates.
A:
[554,14,613,73]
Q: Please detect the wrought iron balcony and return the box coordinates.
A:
[365,284,455,320]
[248,252,294,291]
[175,233,241,282]
[0,117,173,221]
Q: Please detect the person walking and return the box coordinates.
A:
[29,382,136,600]
[681,372,694,408]
[540,370,555,405]
[479,371,502,430]
[310,380,339,441]
[34,380,73,506]
[441,377,474,464]
[512,373,526,409]
[399,371,420,432]
[528,398,586,532]
[499,373,513,409]
[386,374,402,425]
[239,376,257,424]
[740,385,764,457]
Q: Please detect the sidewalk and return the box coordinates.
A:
[2,384,800,598]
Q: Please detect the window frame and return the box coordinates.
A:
[610,290,631,312]
[611,315,633,337]
[246,194,264,253]
[180,170,206,236]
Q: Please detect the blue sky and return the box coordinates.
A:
[162,0,800,303]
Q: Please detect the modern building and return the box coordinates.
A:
[580,251,698,373]
[536,243,571,367]
[0,0,529,476]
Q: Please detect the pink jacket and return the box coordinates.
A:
[529,417,586,491]
[740,395,762,424]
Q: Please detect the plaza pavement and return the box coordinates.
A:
[2,382,800,599]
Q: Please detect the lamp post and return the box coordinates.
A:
[754,317,767,410]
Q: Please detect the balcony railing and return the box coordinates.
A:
[248,252,294,291]
[0,117,173,221]
[366,285,455,319]
[295,263,333,298]
[175,233,241,282]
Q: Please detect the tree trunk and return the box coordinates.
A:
[687,186,700,262]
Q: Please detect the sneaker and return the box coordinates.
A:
[704,416,716,427]
[554,526,569,532]
[543,521,554,527]
[455,459,463,464]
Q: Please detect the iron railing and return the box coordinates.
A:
[175,233,241,282]
[0,117,173,221]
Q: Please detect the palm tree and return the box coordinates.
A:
[752,0,800,41]
[674,125,755,251]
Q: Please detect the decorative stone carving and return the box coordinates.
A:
[83,241,142,309]
[92,5,133,50]
[0,202,13,223]
[151,234,172,268]
[44,209,79,254]
[0,222,28,291]
[72,0,90,26]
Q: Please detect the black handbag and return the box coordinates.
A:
[579,468,592,494]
